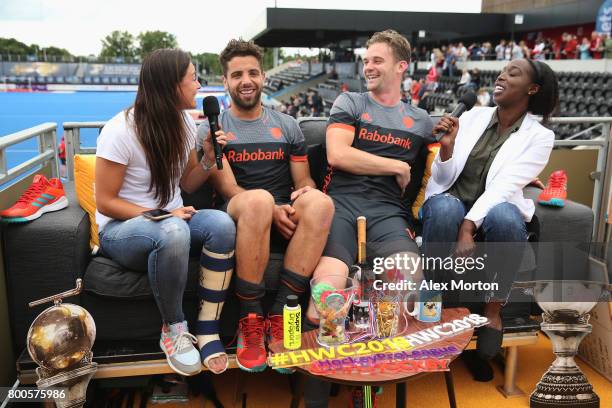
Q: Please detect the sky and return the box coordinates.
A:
[0,0,482,56]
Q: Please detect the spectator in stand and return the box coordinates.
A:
[495,39,506,61]
[504,41,513,60]
[420,45,428,62]
[481,42,493,60]
[559,33,568,59]
[476,88,492,107]
[412,78,424,103]
[329,68,338,80]
[470,68,481,89]
[605,33,612,59]
[544,38,556,60]
[402,74,413,99]
[519,41,530,60]
[532,39,546,61]
[340,82,349,92]
[510,41,523,60]
[287,97,298,117]
[456,42,468,62]
[590,31,603,59]
[579,37,592,60]
[562,34,578,59]
[455,68,472,94]
[469,43,483,61]
[311,92,324,117]
[432,48,444,76]
[445,45,457,77]
[419,65,438,100]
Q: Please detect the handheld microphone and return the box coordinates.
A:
[434,91,477,141]
[203,96,223,170]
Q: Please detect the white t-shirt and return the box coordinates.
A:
[95,109,196,232]
[402,78,412,92]
[511,45,524,60]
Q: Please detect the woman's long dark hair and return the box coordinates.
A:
[526,59,559,124]
[131,48,190,207]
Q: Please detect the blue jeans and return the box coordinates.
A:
[99,210,236,324]
[421,193,528,301]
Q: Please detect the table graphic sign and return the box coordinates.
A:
[268,313,488,375]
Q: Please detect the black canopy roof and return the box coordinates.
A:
[249,5,600,48]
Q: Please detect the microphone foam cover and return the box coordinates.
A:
[203,95,220,116]
[460,91,477,111]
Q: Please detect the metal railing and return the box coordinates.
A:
[62,122,103,183]
[0,123,58,192]
[3,117,612,243]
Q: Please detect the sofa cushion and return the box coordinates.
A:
[83,256,200,299]
[73,154,98,248]
[82,252,285,341]
[412,143,441,220]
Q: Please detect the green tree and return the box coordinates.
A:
[100,30,136,59]
[0,38,74,60]
[262,48,285,71]
[192,52,222,76]
[0,37,31,55]
[41,46,71,57]
[138,31,178,57]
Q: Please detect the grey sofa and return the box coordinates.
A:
[3,117,594,359]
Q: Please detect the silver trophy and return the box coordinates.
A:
[26,279,97,408]
[517,280,610,407]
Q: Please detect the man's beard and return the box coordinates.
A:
[231,87,262,111]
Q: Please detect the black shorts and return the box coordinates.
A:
[218,198,289,252]
[323,195,419,267]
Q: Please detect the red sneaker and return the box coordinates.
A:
[537,170,567,207]
[236,313,267,372]
[266,315,294,374]
[0,175,68,222]
[266,314,284,345]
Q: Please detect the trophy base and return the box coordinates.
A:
[530,370,600,408]
[37,362,98,408]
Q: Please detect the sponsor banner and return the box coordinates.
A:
[596,0,612,34]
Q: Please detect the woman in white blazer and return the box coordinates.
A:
[421,59,559,370]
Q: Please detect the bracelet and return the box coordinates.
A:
[201,159,216,171]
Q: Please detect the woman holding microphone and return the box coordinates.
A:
[95,49,235,375]
[421,58,559,378]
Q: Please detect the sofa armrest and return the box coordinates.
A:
[2,182,91,350]
[524,186,594,280]
[524,186,594,243]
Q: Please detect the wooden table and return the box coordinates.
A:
[270,307,474,408]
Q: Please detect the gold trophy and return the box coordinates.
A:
[27,279,97,408]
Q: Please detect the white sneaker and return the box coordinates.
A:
[160,321,202,376]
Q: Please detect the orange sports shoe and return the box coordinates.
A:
[537,170,567,208]
[0,175,68,222]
